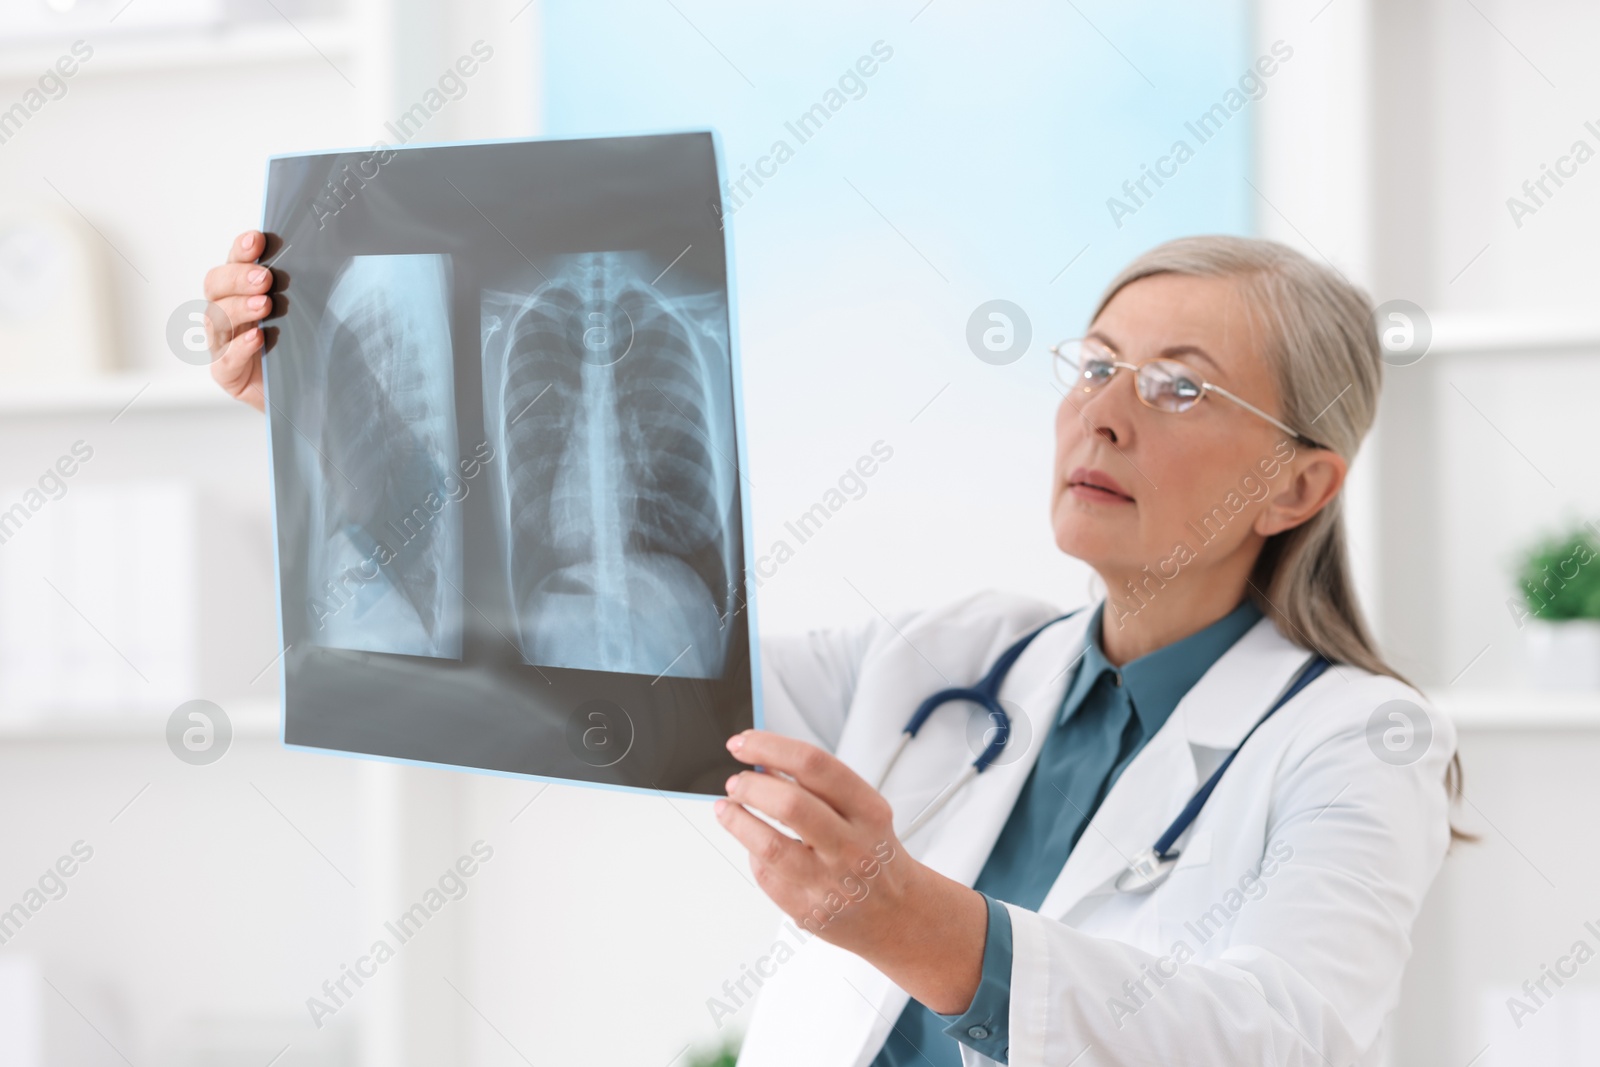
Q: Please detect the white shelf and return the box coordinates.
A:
[1427,688,1600,730]
[0,18,355,79]
[0,370,241,416]
[1427,313,1600,356]
[3,691,1595,739]
[0,696,277,740]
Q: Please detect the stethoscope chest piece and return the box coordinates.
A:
[1115,846,1180,894]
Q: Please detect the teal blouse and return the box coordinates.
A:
[870,596,1263,1065]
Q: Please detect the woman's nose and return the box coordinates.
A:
[1063,369,1135,444]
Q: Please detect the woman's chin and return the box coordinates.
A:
[1052,499,1136,559]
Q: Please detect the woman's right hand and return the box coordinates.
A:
[202,230,275,412]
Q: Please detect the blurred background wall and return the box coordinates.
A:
[0,0,1597,1064]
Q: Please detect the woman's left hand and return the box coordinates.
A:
[715,729,988,1015]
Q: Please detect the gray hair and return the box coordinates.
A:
[1087,235,1467,830]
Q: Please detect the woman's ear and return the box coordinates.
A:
[1255,448,1346,538]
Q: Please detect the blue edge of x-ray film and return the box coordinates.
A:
[258,127,764,804]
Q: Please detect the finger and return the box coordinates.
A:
[202,296,261,358]
[203,261,273,302]
[715,797,824,887]
[727,731,889,825]
[726,769,849,855]
[211,326,263,402]
[210,293,275,333]
[227,230,265,265]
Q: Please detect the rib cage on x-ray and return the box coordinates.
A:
[482,251,738,679]
[307,254,463,660]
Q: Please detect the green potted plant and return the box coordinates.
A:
[682,1035,740,1067]
[1513,520,1600,690]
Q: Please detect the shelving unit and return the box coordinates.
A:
[0,5,551,1061]
[1368,313,1600,702]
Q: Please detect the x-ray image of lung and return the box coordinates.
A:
[264,132,758,797]
[304,253,464,660]
[482,251,739,679]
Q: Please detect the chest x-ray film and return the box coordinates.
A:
[260,132,759,798]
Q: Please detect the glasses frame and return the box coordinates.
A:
[1049,337,1328,451]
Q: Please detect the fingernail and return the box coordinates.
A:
[240,234,251,249]
[248,268,267,284]
[726,733,744,752]
[725,774,739,794]
[713,798,727,816]
[248,295,268,310]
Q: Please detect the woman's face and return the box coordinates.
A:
[1050,272,1329,589]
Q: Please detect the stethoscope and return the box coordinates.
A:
[872,608,1332,894]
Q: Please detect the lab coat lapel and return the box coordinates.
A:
[910,606,1096,886]
[1034,613,1317,922]
[811,606,1096,1059]
[1031,713,1198,922]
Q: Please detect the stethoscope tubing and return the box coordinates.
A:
[876,609,1083,836]
[878,606,1333,893]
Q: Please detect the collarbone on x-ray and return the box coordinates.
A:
[482,250,739,680]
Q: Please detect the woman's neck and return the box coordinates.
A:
[1093,569,1253,666]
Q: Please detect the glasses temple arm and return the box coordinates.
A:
[1205,383,1324,448]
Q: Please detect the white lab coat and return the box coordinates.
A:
[733,590,1455,1067]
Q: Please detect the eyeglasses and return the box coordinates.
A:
[1049,337,1328,451]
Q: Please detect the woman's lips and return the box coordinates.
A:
[1067,466,1134,503]
[1070,483,1134,504]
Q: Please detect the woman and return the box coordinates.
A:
[203,232,1458,1066]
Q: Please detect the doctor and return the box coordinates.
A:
[202,232,1457,1066]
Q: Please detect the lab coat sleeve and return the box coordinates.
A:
[757,610,916,754]
[1001,694,1458,1066]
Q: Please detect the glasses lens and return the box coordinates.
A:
[1137,359,1204,412]
[1055,340,1117,390]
